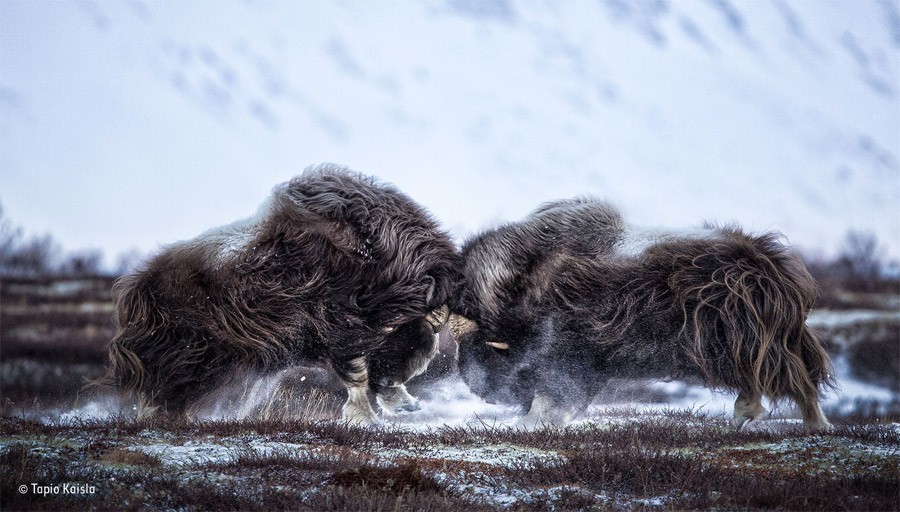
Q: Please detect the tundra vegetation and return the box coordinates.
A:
[1,412,898,511]
[1,212,898,511]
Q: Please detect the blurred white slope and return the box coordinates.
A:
[0,0,897,261]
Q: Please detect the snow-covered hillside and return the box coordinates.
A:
[1,0,898,263]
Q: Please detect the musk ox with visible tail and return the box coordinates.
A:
[106,165,460,424]
[449,197,833,429]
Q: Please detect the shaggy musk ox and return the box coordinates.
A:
[449,197,834,429]
[106,165,460,424]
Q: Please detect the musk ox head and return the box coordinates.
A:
[448,198,622,406]
[107,164,462,424]
[450,198,834,429]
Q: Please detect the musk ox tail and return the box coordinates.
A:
[661,230,834,406]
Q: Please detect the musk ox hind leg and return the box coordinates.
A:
[333,355,379,425]
[734,391,831,431]
[108,321,232,419]
[795,391,832,430]
[732,392,768,429]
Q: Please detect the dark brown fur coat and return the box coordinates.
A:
[106,165,461,420]
[451,197,833,428]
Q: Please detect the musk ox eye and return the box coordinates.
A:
[382,325,397,334]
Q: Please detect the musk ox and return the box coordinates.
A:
[449,197,834,429]
[105,164,460,424]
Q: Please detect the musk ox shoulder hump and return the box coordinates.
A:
[277,164,426,221]
[270,164,443,245]
[458,197,624,321]
[526,197,625,258]
[528,197,623,231]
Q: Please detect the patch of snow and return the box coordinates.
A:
[807,309,900,329]
[136,441,238,466]
[194,193,273,263]
[390,378,521,428]
[2,302,114,315]
[134,439,312,467]
[542,485,612,507]
[382,442,565,469]
[631,381,735,418]
[440,474,534,508]
[77,302,116,313]
[723,437,899,473]
[194,371,286,421]
[634,496,670,508]
[822,355,898,417]
[56,397,126,423]
[49,281,97,296]
[738,419,806,433]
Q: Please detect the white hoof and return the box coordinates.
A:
[518,394,572,429]
[341,402,379,425]
[376,384,420,415]
[342,386,379,425]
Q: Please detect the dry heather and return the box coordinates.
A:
[1,413,897,511]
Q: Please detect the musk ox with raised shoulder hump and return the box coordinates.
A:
[448,197,834,429]
[105,165,461,424]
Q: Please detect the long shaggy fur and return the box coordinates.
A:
[451,197,834,428]
[105,164,461,423]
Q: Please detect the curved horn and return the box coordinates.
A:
[447,313,478,340]
[485,341,509,350]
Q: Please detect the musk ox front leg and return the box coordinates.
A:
[521,393,578,428]
[369,314,443,415]
[520,375,604,428]
[516,318,604,427]
[375,384,420,415]
[333,355,379,425]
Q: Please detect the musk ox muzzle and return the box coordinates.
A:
[104,164,461,424]
[451,197,834,429]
